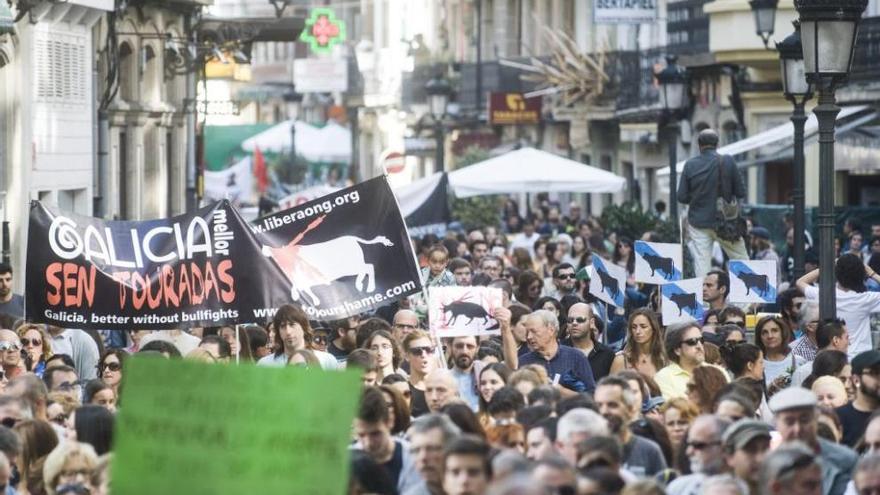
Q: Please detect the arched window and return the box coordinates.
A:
[142,44,159,104]
[118,42,135,102]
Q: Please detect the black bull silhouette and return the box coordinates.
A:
[738,272,770,296]
[642,253,675,280]
[668,292,698,316]
[441,300,498,329]
[596,268,620,301]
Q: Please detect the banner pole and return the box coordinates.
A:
[603,301,611,346]
[235,325,240,365]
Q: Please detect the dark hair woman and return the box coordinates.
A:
[719,342,764,381]
[755,315,805,396]
[73,404,115,455]
[97,349,127,395]
[515,270,544,309]
[610,309,667,379]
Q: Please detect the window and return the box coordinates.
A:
[33,30,88,105]
[118,42,135,102]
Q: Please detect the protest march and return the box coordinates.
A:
[1,167,880,495]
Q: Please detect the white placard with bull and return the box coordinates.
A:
[428,287,503,338]
[660,277,705,326]
[588,256,627,308]
[634,241,683,284]
[728,260,778,304]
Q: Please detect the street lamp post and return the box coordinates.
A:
[777,21,813,280]
[425,74,452,174]
[750,0,780,49]
[656,56,690,238]
[795,0,867,322]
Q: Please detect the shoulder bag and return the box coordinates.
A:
[714,155,747,242]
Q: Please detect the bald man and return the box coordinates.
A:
[425,368,460,413]
[563,303,614,381]
[392,309,420,343]
[0,330,23,380]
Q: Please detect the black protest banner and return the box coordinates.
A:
[26,201,290,330]
[253,176,423,320]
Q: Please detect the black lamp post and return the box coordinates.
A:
[777,21,813,280]
[425,74,452,174]
[750,0,780,49]
[656,55,689,238]
[795,0,867,321]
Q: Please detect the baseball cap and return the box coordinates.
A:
[722,419,772,451]
[852,350,880,375]
[751,227,771,240]
[768,387,817,413]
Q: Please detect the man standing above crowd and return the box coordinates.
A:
[0,264,23,319]
[563,303,614,381]
[449,336,483,411]
[678,129,749,278]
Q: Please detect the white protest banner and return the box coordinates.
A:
[661,278,705,326]
[589,257,627,308]
[634,241,682,284]
[728,260,778,304]
[428,286,503,338]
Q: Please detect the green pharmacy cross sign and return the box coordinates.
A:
[300,8,347,54]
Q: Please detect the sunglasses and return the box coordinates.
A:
[21,338,42,347]
[682,337,704,347]
[57,381,84,392]
[101,362,121,372]
[0,341,20,352]
[555,274,576,280]
[310,335,327,345]
[566,317,589,324]
[409,346,436,357]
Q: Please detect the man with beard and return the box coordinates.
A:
[0,264,22,319]
[594,376,667,477]
[666,414,732,494]
[564,303,614,381]
[723,419,772,495]
[326,314,361,363]
[449,336,483,411]
[837,350,880,447]
[543,263,577,300]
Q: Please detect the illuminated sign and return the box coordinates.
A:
[488,93,542,125]
[300,8,347,54]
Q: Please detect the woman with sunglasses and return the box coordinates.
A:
[756,315,804,397]
[610,309,668,379]
[17,323,52,377]
[97,349,126,395]
[401,330,437,418]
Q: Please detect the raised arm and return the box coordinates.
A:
[796,268,819,293]
[495,307,518,370]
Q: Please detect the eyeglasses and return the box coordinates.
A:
[555,273,576,280]
[567,317,589,324]
[0,341,20,352]
[56,381,84,392]
[686,440,720,451]
[21,338,42,347]
[408,346,435,357]
[776,453,816,479]
[100,362,121,372]
[682,337,704,347]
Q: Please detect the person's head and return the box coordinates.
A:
[769,388,819,448]
[508,304,531,345]
[778,287,805,324]
[378,385,410,436]
[714,391,757,423]
[354,387,393,461]
[799,302,820,338]
[685,414,730,475]
[666,323,705,368]
[427,244,450,277]
[366,329,401,373]
[347,349,381,387]
[837,253,868,292]
[722,419,772,487]
[43,441,99,495]
[812,376,848,408]
[245,325,271,359]
[470,240,489,266]
[853,350,880,407]
[485,423,525,454]
[855,453,880,495]
[523,310,558,355]
[661,397,700,447]
[478,363,511,412]
[442,435,491,495]
[555,408,610,464]
[624,309,666,368]
[756,315,792,357]
[271,304,313,355]
[73,405,114,456]
[486,386,526,424]
[687,366,729,414]
[82,380,116,413]
[425,368,459,413]
[720,342,763,380]
[565,302,594,343]
[402,330,437,377]
[594,377,638,436]
[43,365,81,402]
[759,442,822,495]
[348,450,397,495]
[551,263,576,293]
[718,306,746,329]
[817,319,850,352]
[97,349,126,389]
[449,258,473,286]
[508,367,545,399]
[450,336,478,372]
[17,324,52,366]
[698,129,719,150]
[479,255,504,281]
[525,417,557,461]
[408,413,461,485]
[198,335,231,362]
[531,454,577,494]
[515,271,543,304]
[717,323,746,345]
[0,329,21,369]
[392,310,420,343]
[703,270,729,305]
[0,425,21,465]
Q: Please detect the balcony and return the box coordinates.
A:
[705,0,798,71]
[851,16,880,83]
[613,49,664,120]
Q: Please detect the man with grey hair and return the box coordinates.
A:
[555,408,609,464]
[406,414,461,495]
[759,442,823,495]
[699,474,748,495]
[666,415,731,494]
[854,453,880,495]
[510,310,595,397]
[791,299,821,362]
[678,128,749,278]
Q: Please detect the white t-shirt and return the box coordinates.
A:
[804,285,880,360]
[508,232,541,257]
[764,354,805,386]
[257,350,339,370]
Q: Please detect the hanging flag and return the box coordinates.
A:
[25,201,290,330]
[204,157,253,203]
[254,146,268,194]
[254,176,423,320]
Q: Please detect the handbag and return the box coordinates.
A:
[714,155,747,242]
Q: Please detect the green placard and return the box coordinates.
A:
[111,357,361,495]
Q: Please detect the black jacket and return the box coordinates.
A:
[677,149,746,229]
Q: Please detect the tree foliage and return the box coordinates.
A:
[599,201,677,243]
[450,146,502,231]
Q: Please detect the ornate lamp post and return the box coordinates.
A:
[425,75,452,173]
[656,56,690,238]
[777,21,813,280]
[750,0,780,49]
[795,0,867,321]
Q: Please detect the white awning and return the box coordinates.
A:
[658,105,871,177]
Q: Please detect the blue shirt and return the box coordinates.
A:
[519,345,596,393]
